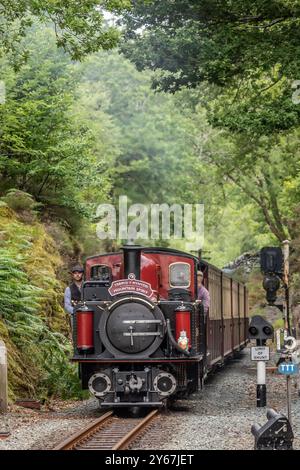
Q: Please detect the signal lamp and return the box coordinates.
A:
[263,326,272,336]
[249,326,258,336]
[248,315,274,342]
[262,273,281,305]
[260,247,283,275]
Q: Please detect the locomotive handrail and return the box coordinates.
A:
[166,319,190,357]
[123,332,161,336]
[108,296,155,311]
[122,319,162,324]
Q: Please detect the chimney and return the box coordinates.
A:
[122,245,142,279]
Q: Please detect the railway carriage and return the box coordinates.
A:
[72,245,249,408]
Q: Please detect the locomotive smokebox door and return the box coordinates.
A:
[99,297,166,357]
[107,302,158,353]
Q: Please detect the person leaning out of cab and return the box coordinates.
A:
[64,264,84,326]
[197,270,210,314]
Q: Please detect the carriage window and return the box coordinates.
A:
[90,264,112,283]
[169,263,191,288]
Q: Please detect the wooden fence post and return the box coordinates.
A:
[0,341,8,413]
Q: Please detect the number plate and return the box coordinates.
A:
[251,346,270,361]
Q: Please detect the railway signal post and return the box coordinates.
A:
[249,246,284,408]
[260,242,300,428]
[249,316,274,407]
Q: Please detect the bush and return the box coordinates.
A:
[3,189,40,213]
[0,208,84,400]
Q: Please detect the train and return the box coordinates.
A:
[72,245,249,408]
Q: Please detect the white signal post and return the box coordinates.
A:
[257,361,266,407]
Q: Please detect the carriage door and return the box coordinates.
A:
[222,276,232,356]
[239,284,245,346]
[232,281,239,350]
[208,268,222,364]
[245,287,249,342]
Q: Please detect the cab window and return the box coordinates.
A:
[90,264,112,282]
[169,262,191,288]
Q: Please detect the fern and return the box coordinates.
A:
[0,219,84,400]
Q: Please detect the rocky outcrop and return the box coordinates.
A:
[223,251,260,274]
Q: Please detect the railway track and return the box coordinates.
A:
[53,409,159,450]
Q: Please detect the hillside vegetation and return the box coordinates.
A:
[0,199,85,400]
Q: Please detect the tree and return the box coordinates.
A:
[121,1,300,92]
[0,0,130,65]
[0,25,118,222]
[185,101,300,243]
[121,1,300,136]
[80,51,202,207]
[120,1,300,245]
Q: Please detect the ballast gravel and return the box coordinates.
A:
[132,348,300,450]
[0,398,101,450]
[0,348,300,450]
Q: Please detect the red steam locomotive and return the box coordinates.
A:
[72,245,249,408]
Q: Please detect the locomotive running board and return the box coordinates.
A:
[72,355,204,363]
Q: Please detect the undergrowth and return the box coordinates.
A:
[0,203,86,401]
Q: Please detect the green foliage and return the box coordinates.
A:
[273,317,285,330]
[119,0,300,249]
[41,351,88,400]
[2,189,41,213]
[0,0,131,66]
[75,50,292,258]
[79,52,206,213]
[2,10,300,401]
[0,206,83,399]
[121,1,300,93]
[0,25,118,226]
[203,204,276,268]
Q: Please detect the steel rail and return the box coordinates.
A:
[53,409,159,450]
[112,409,159,450]
[53,411,113,450]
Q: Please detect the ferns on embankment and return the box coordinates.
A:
[0,202,84,401]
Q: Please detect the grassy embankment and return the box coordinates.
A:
[0,194,86,402]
